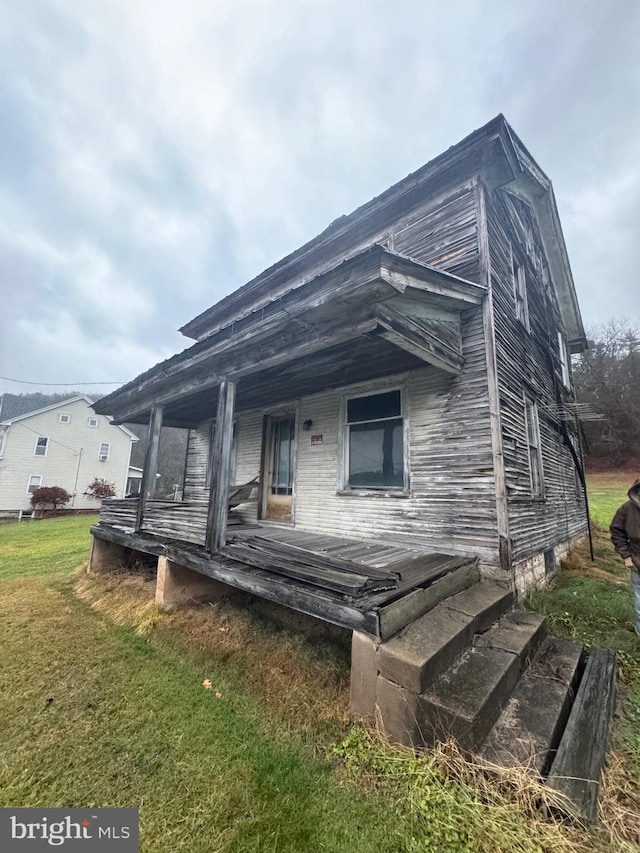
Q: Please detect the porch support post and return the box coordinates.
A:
[206,379,236,554]
[135,405,164,533]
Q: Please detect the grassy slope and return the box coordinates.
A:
[0,509,637,851]
[586,471,635,528]
[525,472,640,845]
[0,518,404,852]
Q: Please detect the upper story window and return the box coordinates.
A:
[34,436,49,457]
[87,417,99,428]
[98,442,110,461]
[345,389,405,490]
[513,258,530,330]
[27,474,42,494]
[558,332,571,388]
[59,413,71,424]
[524,398,544,498]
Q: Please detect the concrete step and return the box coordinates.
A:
[474,610,547,666]
[377,580,513,694]
[480,636,585,774]
[418,609,547,751]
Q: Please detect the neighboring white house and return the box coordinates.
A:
[0,395,138,511]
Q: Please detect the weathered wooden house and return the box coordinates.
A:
[91,116,613,814]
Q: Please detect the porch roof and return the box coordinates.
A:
[95,245,485,427]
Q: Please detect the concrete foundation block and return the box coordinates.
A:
[155,557,230,610]
[350,631,380,718]
[88,535,132,573]
[376,675,425,749]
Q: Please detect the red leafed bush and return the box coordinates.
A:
[85,478,117,501]
[30,486,71,510]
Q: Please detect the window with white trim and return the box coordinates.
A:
[87,417,99,428]
[98,442,110,461]
[558,332,571,388]
[345,389,405,489]
[59,413,71,424]
[524,398,544,497]
[27,475,42,494]
[34,436,49,457]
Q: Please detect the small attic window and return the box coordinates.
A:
[87,417,99,428]
[59,413,71,424]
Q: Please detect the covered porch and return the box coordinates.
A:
[90,513,479,640]
[91,244,487,637]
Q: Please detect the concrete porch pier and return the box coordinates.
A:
[155,556,232,610]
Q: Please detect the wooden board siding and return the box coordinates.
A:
[485,188,587,561]
[182,346,497,564]
[393,182,480,281]
[183,425,210,501]
[183,414,262,523]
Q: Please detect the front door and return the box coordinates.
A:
[262,414,296,521]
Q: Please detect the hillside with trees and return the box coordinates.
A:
[573,320,640,469]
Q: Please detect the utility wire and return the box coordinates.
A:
[0,376,124,386]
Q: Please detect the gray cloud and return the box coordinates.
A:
[1,0,638,395]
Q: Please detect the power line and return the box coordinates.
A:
[0,376,125,386]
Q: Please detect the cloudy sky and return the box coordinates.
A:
[1,0,638,398]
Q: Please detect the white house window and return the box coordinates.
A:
[98,442,110,461]
[87,417,99,428]
[59,413,71,424]
[345,389,404,489]
[34,436,49,457]
[558,332,571,388]
[524,398,544,498]
[512,254,530,330]
[27,475,42,494]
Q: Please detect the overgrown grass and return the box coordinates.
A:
[523,473,640,844]
[1,510,639,851]
[0,519,403,852]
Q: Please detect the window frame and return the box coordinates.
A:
[27,475,43,495]
[340,385,409,495]
[34,436,49,457]
[87,417,99,428]
[558,332,571,389]
[59,413,71,424]
[524,397,544,498]
[512,248,530,331]
[98,442,111,462]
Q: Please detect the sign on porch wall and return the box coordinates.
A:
[311,435,323,445]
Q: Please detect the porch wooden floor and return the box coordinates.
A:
[92,519,479,640]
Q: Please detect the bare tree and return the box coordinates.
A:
[574,319,640,466]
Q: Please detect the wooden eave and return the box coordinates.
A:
[498,126,587,353]
[179,115,515,342]
[94,246,484,426]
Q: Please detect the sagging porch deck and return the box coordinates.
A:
[93,497,479,641]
